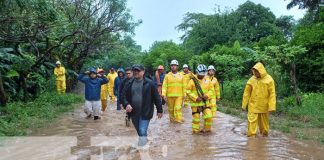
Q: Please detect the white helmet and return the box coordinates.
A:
[56,61,61,65]
[208,65,215,71]
[170,60,179,66]
[183,64,189,68]
[196,64,207,76]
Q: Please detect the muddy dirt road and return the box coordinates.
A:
[1,100,324,160]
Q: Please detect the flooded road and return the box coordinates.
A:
[1,101,324,160]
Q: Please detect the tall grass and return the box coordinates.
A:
[0,92,83,136]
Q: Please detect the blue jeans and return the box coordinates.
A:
[131,116,150,146]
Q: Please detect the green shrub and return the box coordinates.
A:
[222,79,247,101]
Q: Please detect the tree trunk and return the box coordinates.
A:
[0,74,8,106]
[19,74,28,102]
[290,63,302,106]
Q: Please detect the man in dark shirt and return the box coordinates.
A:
[121,64,163,146]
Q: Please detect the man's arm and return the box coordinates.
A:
[242,83,252,110]
[161,75,168,97]
[99,74,108,84]
[118,79,126,105]
[186,80,198,102]
[61,67,66,76]
[54,68,59,77]
[215,79,221,99]
[121,80,132,109]
[155,71,159,84]
[268,80,276,112]
[77,73,88,83]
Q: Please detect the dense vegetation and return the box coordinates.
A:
[0,0,140,105]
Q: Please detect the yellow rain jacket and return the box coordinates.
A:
[162,72,185,97]
[207,76,221,100]
[54,66,66,81]
[186,77,214,107]
[180,71,192,90]
[107,72,118,92]
[242,62,276,113]
[100,82,108,100]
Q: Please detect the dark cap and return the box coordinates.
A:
[89,67,97,74]
[132,64,145,71]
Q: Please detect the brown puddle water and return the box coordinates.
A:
[0,101,323,160]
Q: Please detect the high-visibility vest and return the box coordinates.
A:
[162,72,185,97]
[207,76,221,99]
[186,77,214,107]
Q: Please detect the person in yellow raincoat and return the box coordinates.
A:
[106,68,118,102]
[162,60,185,123]
[207,65,221,117]
[54,61,66,94]
[98,69,109,112]
[242,62,276,137]
[180,64,192,108]
[187,64,214,134]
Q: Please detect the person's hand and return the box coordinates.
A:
[84,71,90,75]
[268,111,274,114]
[217,98,221,101]
[120,104,123,109]
[196,97,202,102]
[157,113,163,119]
[242,108,246,112]
[126,105,133,113]
[162,95,167,101]
[202,95,208,101]
[97,74,102,77]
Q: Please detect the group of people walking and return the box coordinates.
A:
[54,59,276,146]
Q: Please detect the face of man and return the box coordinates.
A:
[171,65,178,72]
[183,67,189,73]
[118,72,123,77]
[158,69,163,73]
[208,70,215,76]
[252,68,261,78]
[56,64,61,68]
[133,69,144,79]
[90,72,97,79]
[126,70,133,79]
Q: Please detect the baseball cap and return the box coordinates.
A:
[132,64,145,71]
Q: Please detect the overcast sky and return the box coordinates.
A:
[127,0,306,51]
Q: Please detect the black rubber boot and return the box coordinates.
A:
[94,116,100,120]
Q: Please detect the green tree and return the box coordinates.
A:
[177,1,284,54]
[291,21,324,91]
[276,16,296,39]
[143,41,191,73]
[0,0,140,105]
[235,1,282,44]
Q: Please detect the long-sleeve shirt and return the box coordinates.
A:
[77,74,108,101]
